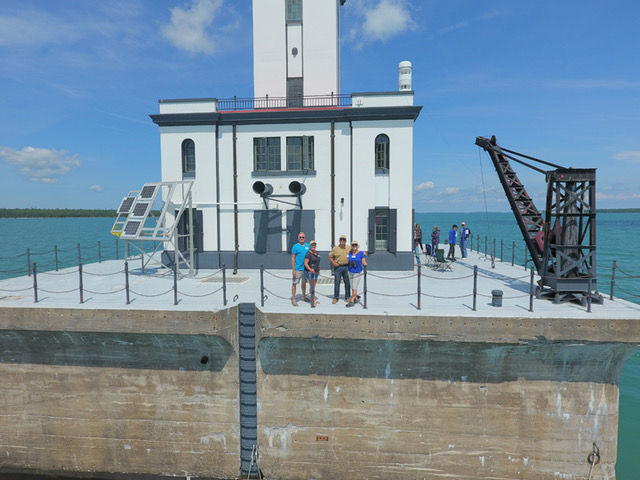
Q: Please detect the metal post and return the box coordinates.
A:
[173,263,178,306]
[125,261,130,305]
[77,243,82,265]
[500,239,504,262]
[98,241,101,263]
[512,241,515,267]
[587,276,592,313]
[472,265,477,311]
[115,237,119,260]
[222,264,227,306]
[493,238,496,261]
[484,236,487,257]
[610,260,616,301]
[363,266,368,309]
[32,263,38,303]
[470,233,473,252]
[55,245,59,271]
[529,267,534,312]
[78,262,84,304]
[417,265,421,310]
[27,248,31,277]
[524,247,528,270]
[260,265,265,307]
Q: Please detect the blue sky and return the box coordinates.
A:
[1,0,639,212]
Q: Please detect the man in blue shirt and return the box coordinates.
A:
[447,225,458,261]
[291,232,309,306]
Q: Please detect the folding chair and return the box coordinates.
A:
[434,248,452,271]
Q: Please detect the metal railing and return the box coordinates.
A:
[216,93,352,111]
[1,235,638,310]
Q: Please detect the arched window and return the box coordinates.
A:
[375,134,389,173]
[182,139,195,177]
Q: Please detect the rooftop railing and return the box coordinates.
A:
[216,93,352,112]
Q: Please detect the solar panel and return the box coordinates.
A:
[117,197,135,214]
[132,202,150,217]
[140,184,157,199]
[122,220,142,237]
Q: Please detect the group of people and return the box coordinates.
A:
[291,232,367,308]
[414,222,471,264]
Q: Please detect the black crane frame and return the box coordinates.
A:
[476,136,600,304]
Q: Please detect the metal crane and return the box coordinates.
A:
[475,135,601,304]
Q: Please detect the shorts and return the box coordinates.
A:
[292,270,304,284]
[305,271,319,280]
[349,271,363,291]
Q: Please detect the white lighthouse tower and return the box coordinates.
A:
[252,0,345,101]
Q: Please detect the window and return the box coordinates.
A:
[287,78,303,107]
[375,209,389,251]
[286,136,314,171]
[254,137,281,172]
[368,208,397,253]
[286,0,302,22]
[182,139,195,177]
[375,134,390,172]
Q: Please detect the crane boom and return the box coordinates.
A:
[475,136,544,272]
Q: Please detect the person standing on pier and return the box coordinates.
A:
[414,223,424,253]
[447,225,458,261]
[460,221,470,259]
[431,225,440,256]
[329,234,351,304]
[346,240,367,307]
[291,232,309,306]
[304,240,321,307]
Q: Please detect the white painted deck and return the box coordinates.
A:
[1,249,639,320]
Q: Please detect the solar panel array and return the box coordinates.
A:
[119,182,161,240]
[140,184,157,199]
[132,201,150,218]
[117,197,135,214]
[123,220,142,237]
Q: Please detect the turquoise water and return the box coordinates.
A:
[0,213,639,477]
[415,211,640,479]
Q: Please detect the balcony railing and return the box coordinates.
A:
[217,94,352,112]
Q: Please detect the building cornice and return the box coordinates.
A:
[150,106,422,127]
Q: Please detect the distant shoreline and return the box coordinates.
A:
[0,207,637,218]
[0,209,117,218]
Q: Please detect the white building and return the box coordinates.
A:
[150,0,421,270]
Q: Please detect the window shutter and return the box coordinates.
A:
[368,209,376,253]
[388,209,397,253]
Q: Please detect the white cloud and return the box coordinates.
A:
[445,187,460,195]
[0,146,80,184]
[89,185,104,192]
[162,0,224,55]
[614,151,640,162]
[347,0,415,47]
[597,191,640,201]
[415,181,434,192]
[0,10,79,47]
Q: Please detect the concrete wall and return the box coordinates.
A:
[255,311,640,480]
[1,306,638,479]
[0,307,241,479]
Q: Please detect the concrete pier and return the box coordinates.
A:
[0,254,639,479]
